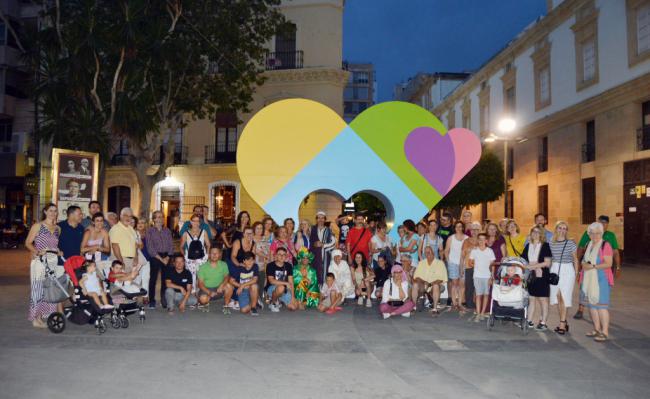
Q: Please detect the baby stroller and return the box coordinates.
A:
[486,257,529,335]
[46,256,145,334]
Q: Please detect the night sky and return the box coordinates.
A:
[343,0,548,102]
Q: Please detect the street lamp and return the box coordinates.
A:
[484,117,518,219]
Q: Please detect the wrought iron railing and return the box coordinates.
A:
[205,145,236,164]
[265,50,304,70]
[152,145,188,165]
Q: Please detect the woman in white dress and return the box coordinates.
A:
[549,221,579,335]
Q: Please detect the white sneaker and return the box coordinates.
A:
[270,303,280,313]
[401,312,411,318]
[366,298,372,308]
[231,302,240,311]
[357,297,364,305]
[382,313,391,319]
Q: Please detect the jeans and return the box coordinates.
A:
[464,268,475,309]
[164,288,197,311]
[149,257,168,304]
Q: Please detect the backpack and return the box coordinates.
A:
[187,230,205,260]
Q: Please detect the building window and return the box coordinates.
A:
[354,72,369,84]
[572,1,599,90]
[0,22,5,46]
[531,38,552,110]
[505,190,514,219]
[583,120,596,162]
[581,177,596,224]
[539,67,550,103]
[480,105,489,132]
[507,147,514,180]
[627,0,650,66]
[344,101,353,114]
[501,63,516,114]
[538,185,548,218]
[108,186,131,214]
[461,98,471,129]
[206,112,238,163]
[343,87,353,100]
[505,87,516,113]
[479,83,490,134]
[538,136,548,172]
[639,100,650,151]
[481,201,488,222]
[356,87,369,100]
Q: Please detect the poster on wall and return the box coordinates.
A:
[52,148,99,221]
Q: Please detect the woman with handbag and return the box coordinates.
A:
[580,222,614,342]
[379,264,415,319]
[24,203,64,328]
[549,221,579,335]
[521,226,552,331]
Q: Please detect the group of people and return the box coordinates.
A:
[25,201,620,342]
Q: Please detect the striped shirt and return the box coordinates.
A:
[549,239,577,264]
[34,223,59,252]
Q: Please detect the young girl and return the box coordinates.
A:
[80,261,114,309]
[351,252,375,308]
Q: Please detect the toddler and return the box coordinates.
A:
[80,261,114,309]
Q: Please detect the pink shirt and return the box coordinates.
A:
[270,239,295,263]
[579,241,614,286]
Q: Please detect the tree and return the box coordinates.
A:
[434,150,505,218]
[26,0,285,217]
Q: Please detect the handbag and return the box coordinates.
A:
[549,240,568,286]
[42,256,69,303]
[388,300,404,307]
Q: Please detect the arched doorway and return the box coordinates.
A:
[107,186,131,214]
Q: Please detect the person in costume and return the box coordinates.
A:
[293,248,320,309]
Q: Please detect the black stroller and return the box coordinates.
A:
[45,256,145,334]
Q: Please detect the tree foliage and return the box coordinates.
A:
[435,149,505,210]
[25,0,285,216]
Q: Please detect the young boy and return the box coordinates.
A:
[229,252,260,316]
[469,233,496,322]
[79,261,114,309]
[108,259,145,295]
[318,272,343,314]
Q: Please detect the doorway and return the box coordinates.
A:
[623,158,650,263]
[108,186,131,214]
[160,187,180,237]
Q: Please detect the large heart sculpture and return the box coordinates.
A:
[237,99,481,238]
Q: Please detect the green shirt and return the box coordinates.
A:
[197,260,229,288]
[578,230,619,250]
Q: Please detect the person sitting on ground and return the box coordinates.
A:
[266,247,297,312]
[293,248,320,310]
[164,255,198,315]
[412,246,448,315]
[469,233,496,322]
[328,249,355,300]
[318,272,343,314]
[379,264,415,319]
[108,259,145,295]
[351,252,375,308]
[229,251,260,316]
[79,260,114,309]
[197,247,234,314]
[373,253,391,302]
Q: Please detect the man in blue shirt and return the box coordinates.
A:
[57,205,85,261]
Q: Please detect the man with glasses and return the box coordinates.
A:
[145,210,174,309]
[266,247,297,312]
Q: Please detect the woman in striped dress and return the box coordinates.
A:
[24,203,63,328]
[549,221,579,335]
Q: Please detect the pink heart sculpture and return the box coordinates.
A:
[404,127,481,196]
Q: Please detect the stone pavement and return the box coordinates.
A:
[1,249,649,399]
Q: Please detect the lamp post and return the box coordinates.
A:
[484,117,517,219]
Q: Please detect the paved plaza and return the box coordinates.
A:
[1,250,649,399]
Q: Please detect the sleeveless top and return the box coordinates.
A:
[448,235,466,264]
[34,223,59,252]
[236,238,254,263]
[85,235,108,262]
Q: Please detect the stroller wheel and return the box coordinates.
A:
[487,315,495,331]
[140,314,146,323]
[111,315,121,329]
[97,319,107,334]
[120,316,129,329]
[47,312,66,334]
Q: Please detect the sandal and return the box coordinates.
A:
[554,320,569,335]
[430,309,440,316]
[585,330,601,337]
[594,332,608,342]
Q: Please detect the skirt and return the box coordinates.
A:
[185,256,207,293]
[549,262,575,307]
[28,255,64,321]
[580,269,611,310]
[447,262,460,280]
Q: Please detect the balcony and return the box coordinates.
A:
[205,145,236,164]
[581,143,595,163]
[152,145,188,165]
[265,51,304,70]
[637,126,650,151]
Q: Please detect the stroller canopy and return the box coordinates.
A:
[63,255,86,286]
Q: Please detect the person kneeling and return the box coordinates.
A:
[229,252,260,316]
[197,247,234,314]
[318,273,343,314]
[379,265,415,319]
[412,246,448,315]
[266,247,298,312]
[164,255,198,315]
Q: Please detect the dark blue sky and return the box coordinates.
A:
[343,0,547,102]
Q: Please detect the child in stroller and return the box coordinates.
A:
[487,257,530,335]
[79,260,114,310]
[108,259,147,295]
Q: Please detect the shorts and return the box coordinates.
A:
[198,287,224,301]
[473,277,490,295]
[447,262,460,280]
[267,284,292,305]
[238,288,251,309]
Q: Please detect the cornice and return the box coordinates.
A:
[263,67,349,87]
